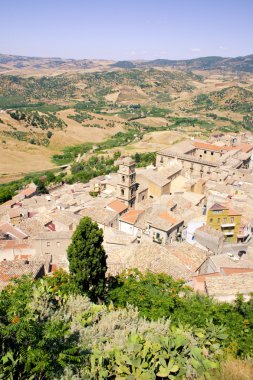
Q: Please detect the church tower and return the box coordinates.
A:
[117,157,137,208]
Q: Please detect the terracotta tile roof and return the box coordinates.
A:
[237,143,253,153]
[120,210,144,225]
[158,212,177,224]
[0,222,28,240]
[0,260,45,289]
[0,240,31,250]
[205,272,253,297]
[8,208,24,219]
[107,199,128,214]
[227,208,241,216]
[168,243,208,272]
[193,141,253,154]
[193,141,222,151]
[80,207,118,225]
[193,273,221,282]
[18,185,37,198]
[208,253,253,271]
[14,254,32,261]
[209,203,227,211]
[221,267,253,275]
[118,156,135,166]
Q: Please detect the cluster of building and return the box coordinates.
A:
[1,133,253,302]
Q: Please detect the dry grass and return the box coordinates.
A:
[206,359,253,380]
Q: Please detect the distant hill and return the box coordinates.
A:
[111,60,136,69]
[138,55,253,72]
[0,53,253,73]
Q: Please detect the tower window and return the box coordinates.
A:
[122,175,125,182]
[121,189,125,196]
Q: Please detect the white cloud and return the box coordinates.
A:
[191,48,201,52]
[219,46,228,50]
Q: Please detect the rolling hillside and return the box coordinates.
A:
[0,53,253,178]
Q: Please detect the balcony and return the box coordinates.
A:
[153,236,163,244]
[223,231,234,236]
[221,223,235,228]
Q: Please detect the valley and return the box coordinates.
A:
[0,54,253,180]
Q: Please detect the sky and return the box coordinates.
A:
[0,0,252,60]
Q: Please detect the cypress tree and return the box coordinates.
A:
[67,217,107,302]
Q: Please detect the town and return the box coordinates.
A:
[1,132,253,302]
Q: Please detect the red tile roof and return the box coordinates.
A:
[193,141,222,151]
[227,208,241,216]
[0,260,44,288]
[237,144,253,153]
[209,203,227,211]
[0,222,28,240]
[221,267,253,275]
[120,210,144,225]
[107,200,128,214]
[18,185,37,198]
[193,141,253,154]
[159,212,177,224]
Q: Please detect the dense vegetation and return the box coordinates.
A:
[108,270,253,358]
[0,214,253,378]
[0,170,66,204]
[52,130,142,165]
[7,109,66,130]
[0,272,228,379]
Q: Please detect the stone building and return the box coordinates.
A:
[156,139,253,179]
[116,157,137,208]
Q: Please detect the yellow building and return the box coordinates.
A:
[206,203,242,243]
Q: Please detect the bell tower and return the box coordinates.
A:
[117,157,137,208]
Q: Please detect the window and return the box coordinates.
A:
[47,242,50,247]
[122,175,125,182]
[211,152,214,156]
[204,150,207,154]
[230,217,234,223]
[217,218,220,223]
[156,233,160,239]
[209,218,213,223]
[121,188,125,196]
[142,195,145,200]
[160,156,164,163]
[223,218,227,223]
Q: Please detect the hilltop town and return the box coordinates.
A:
[1,131,253,301]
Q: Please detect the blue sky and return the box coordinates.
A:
[1,0,252,60]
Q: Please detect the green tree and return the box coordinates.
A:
[47,130,53,139]
[34,178,47,194]
[67,217,107,302]
[108,270,188,320]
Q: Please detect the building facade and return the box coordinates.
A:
[206,203,242,243]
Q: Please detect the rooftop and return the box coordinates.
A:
[0,260,44,290]
[205,272,253,297]
[205,252,253,271]
[119,209,144,225]
[80,207,118,225]
[0,222,28,240]
[107,199,128,214]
